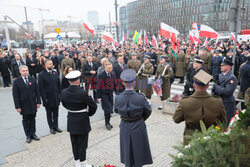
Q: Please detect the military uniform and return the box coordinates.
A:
[115,69,153,167]
[173,92,226,145]
[61,71,97,167]
[240,58,250,108]
[155,62,173,100]
[200,52,212,73]
[176,53,186,83]
[61,58,76,74]
[138,61,154,99]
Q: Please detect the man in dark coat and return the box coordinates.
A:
[0,51,11,87]
[83,55,98,103]
[61,70,97,167]
[240,54,250,109]
[97,62,117,130]
[12,65,41,143]
[213,57,237,125]
[115,69,153,167]
[210,50,223,79]
[113,54,127,93]
[26,53,38,79]
[38,59,62,134]
[11,53,25,79]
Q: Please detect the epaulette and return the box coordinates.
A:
[212,95,220,98]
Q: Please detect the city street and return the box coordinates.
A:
[0,80,240,166]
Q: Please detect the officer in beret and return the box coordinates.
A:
[115,69,153,167]
[61,70,97,167]
[183,56,204,96]
[174,70,226,145]
[212,57,237,125]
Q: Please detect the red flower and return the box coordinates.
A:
[28,82,32,86]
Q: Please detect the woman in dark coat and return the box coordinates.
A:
[62,66,73,89]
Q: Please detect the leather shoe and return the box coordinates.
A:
[50,128,56,134]
[26,137,31,143]
[32,134,40,141]
[106,124,112,130]
[54,127,62,133]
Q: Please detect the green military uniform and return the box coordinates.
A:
[155,62,173,100]
[127,59,142,72]
[173,92,226,145]
[237,62,246,99]
[167,53,176,67]
[200,53,212,73]
[176,53,186,77]
[61,58,76,74]
[244,87,250,104]
[139,62,154,99]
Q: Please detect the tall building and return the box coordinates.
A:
[87,11,99,25]
[119,6,128,39]
[126,0,250,39]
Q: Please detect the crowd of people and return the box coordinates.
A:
[0,38,249,167]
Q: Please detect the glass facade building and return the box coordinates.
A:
[126,0,250,38]
[119,6,128,39]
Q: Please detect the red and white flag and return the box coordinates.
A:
[189,31,195,44]
[25,32,34,39]
[152,35,158,49]
[144,30,148,45]
[199,24,218,39]
[83,22,94,35]
[158,34,163,47]
[230,32,235,41]
[193,35,202,44]
[122,32,125,42]
[203,37,208,47]
[102,32,114,42]
[113,22,117,26]
[160,22,179,39]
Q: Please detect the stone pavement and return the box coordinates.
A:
[2,97,185,167]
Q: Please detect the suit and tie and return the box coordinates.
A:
[12,75,41,141]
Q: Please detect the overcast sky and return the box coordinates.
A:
[0,0,134,30]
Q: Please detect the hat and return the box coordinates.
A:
[120,69,136,83]
[221,57,234,66]
[65,70,81,82]
[193,70,212,86]
[194,56,204,64]
[145,52,151,56]
[160,55,166,59]
[88,50,93,53]
[228,49,234,53]
[215,50,220,54]
[144,55,151,60]
[131,52,137,56]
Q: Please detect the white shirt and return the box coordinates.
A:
[22,76,29,84]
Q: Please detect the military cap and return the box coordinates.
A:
[88,50,93,53]
[215,50,220,54]
[202,47,207,51]
[120,69,136,83]
[193,69,212,86]
[228,49,234,53]
[65,70,81,82]
[160,55,167,59]
[194,56,204,64]
[221,57,233,66]
[131,52,137,56]
[145,52,151,56]
[144,55,151,60]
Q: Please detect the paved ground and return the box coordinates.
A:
[2,96,184,167]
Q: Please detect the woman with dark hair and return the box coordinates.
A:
[62,66,73,89]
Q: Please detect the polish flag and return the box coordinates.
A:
[193,35,202,44]
[158,34,163,47]
[176,36,180,50]
[160,22,179,39]
[152,35,158,49]
[230,32,235,41]
[144,30,148,45]
[170,33,176,50]
[189,31,195,44]
[83,22,94,35]
[199,24,218,39]
[25,32,34,39]
[203,37,208,47]
[102,32,114,42]
[122,32,125,42]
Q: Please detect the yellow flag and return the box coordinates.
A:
[55,28,61,34]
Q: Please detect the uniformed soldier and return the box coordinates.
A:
[61,70,97,167]
[61,53,76,75]
[115,69,153,167]
[137,54,154,104]
[200,48,212,73]
[173,70,226,145]
[127,52,142,91]
[212,57,237,125]
[155,55,173,109]
[183,56,204,96]
[176,49,186,84]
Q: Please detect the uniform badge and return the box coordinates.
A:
[230,80,234,84]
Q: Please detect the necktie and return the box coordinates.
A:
[108,72,111,78]
[24,77,29,86]
[17,61,20,66]
[121,64,124,70]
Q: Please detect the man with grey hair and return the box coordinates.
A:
[11,53,25,79]
[12,65,41,143]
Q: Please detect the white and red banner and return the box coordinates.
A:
[83,22,94,35]
[199,24,218,39]
[102,32,114,42]
[158,34,163,47]
[230,32,235,41]
[189,31,195,44]
[122,32,125,42]
[152,35,158,49]
[160,22,179,39]
[203,37,208,48]
[144,30,148,45]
